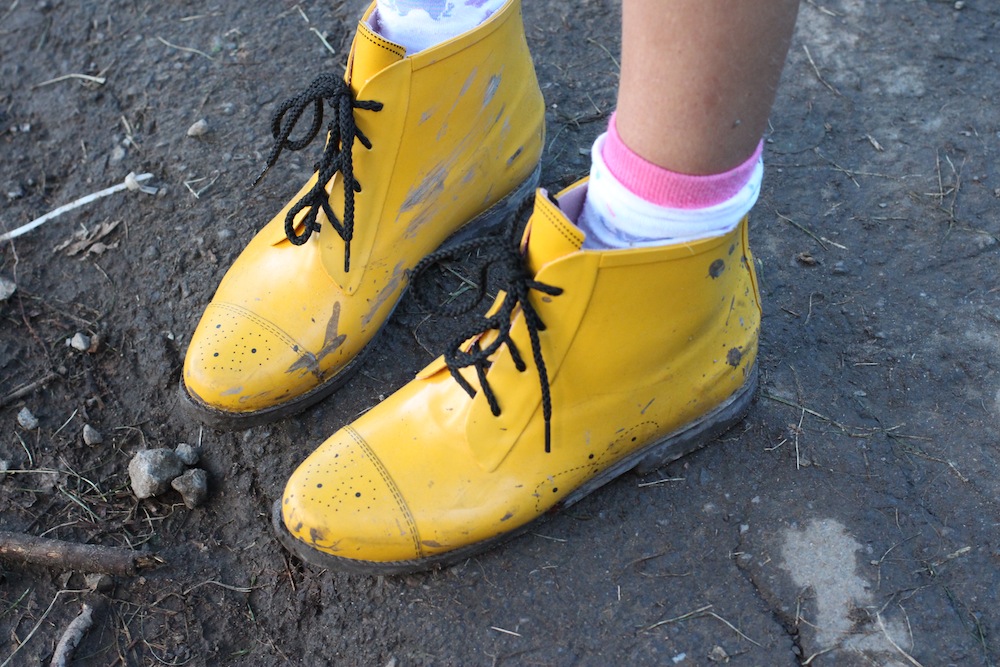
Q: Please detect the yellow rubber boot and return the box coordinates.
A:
[181,0,544,427]
[275,180,763,574]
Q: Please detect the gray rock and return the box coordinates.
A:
[128,449,185,499]
[174,442,201,465]
[69,332,91,351]
[0,275,15,301]
[17,407,38,430]
[187,119,209,137]
[83,424,103,445]
[171,468,209,508]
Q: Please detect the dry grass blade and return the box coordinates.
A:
[155,35,215,61]
[643,603,760,645]
[32,73,106,88]
[876,613,924,667]
[802,44,841,96]
[182,580,256,596]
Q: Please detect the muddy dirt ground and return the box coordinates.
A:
[2,0,999,665]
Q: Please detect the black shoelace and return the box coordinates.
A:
[410,213,564,452]
[251,73,383,272]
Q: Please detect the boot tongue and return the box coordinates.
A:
[524,189,585,275]
[347,18,406,95]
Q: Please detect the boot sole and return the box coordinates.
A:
[177,163,542,430]
[271,363,759,575]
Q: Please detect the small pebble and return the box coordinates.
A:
[0,459,10,475]
[187,119,210,137]
[83,424,104,445]
[171,468,209,509]
[175,442,201,465]
[128,449,185,499]
[708,646,730,663]
[17,407,39,430]
[69,332,91,351]
[832,261,850,276]
[0,275,15,301]
[142,246,160,261]
[795,252,818,266]
[109,144,127,165]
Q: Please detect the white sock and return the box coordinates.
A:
[370,0,507,54]
[577,134,763,250]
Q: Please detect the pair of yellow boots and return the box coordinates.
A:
[181,0,761,574]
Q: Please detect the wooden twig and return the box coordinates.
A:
[0,173,155,242]
[50,603,95,667]
[0,371,60,408]
[0,531,160,576]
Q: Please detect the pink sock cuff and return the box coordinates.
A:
[602,112,763,210]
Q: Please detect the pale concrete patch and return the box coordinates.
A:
[780,518,914,665]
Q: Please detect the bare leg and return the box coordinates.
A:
[616,0,799,175]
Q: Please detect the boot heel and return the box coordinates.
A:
[633,365,759,475]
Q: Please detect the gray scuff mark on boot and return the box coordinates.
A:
[507,145,523,166]
[400,164,449,214]
[418,107,437,125]
[399,162,455,240]
[488,104,506,131]
[459,67,477,97]
[436,122,449,141]
[499,115,511,143]
[483,73,501,107]
[286,302,347,378]
[361,262,406,328]
[780,518,913,660]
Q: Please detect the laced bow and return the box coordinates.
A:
[410,216,564,452]
[252,73,383,272]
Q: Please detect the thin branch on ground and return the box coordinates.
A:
[0,530,161,576]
